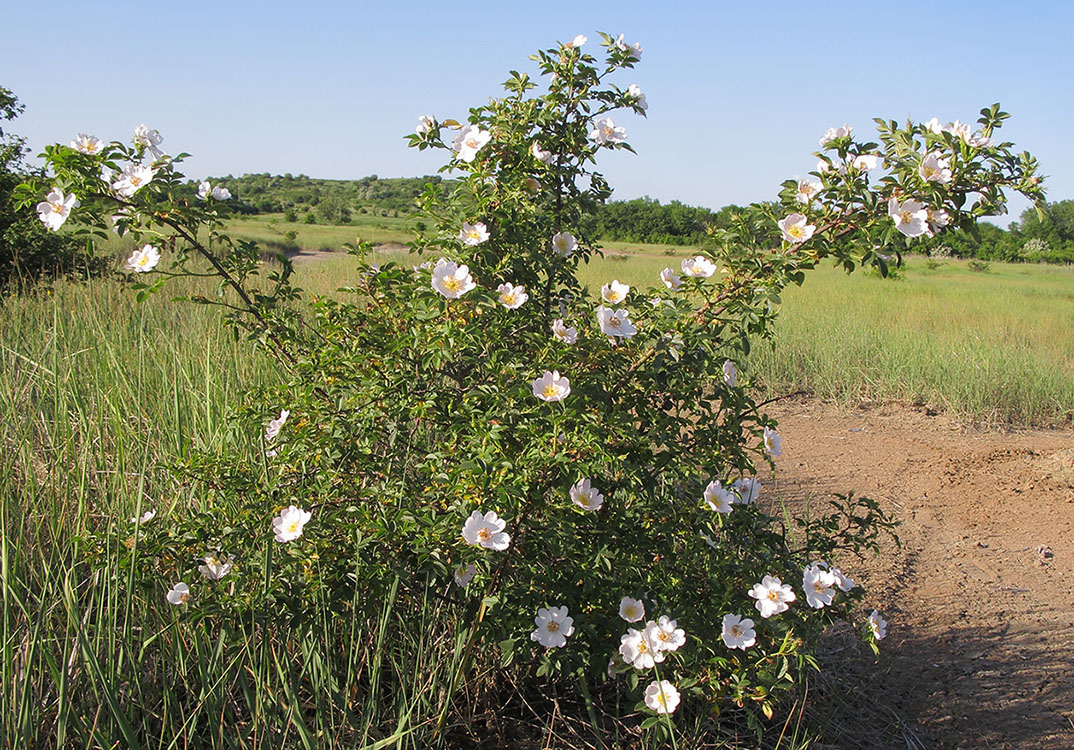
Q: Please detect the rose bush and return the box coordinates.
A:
[21,32,1043,744]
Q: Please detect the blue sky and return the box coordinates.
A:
[4,0,1071,226]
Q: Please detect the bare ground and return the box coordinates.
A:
[764,398,1074,749]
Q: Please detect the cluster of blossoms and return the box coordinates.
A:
[618,613,686,670]
[36,124,233,276]
[784,114,1002,244]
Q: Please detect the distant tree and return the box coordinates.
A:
[304,211,316,224]
[284,208,297,222]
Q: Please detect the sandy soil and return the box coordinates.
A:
[764,398,1074,749]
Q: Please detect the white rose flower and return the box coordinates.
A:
[619,627,664,669]
[732,477,761,505]
[130,509,156,524]
[748,575,796,618]
[777,214,816,244]
[567,34,587,48]
[763,426,782,457]
[496,282,528,309]
[944,120,971,140]
[618,596,645,623]
[461,510,511,551]
[551,319,578,344]
[803,563,838,609]
[125,244,161,273]
[198,554,233,580]
[458,221,490,246]
[722,359,737,387]
[643,681,679,715]
[703,480,734,514]
[968,131,993,148]
[197,181,232,200]
[453,563,477,588]
[431,258,477,299]
[818,123,852,147]
[888,197,930,238]
[265,409,289,442]
[551,231,577,257]
[532,370,571,402]
[601,279,629,304]
[817,158,847,175]
[614,34,642,61]
[795,179,822,204]
[166,582,190,606]
[923,117,943,134]
[626,83,647,111]
[852,153,883,171]
[452,124,491,163]
[927,207,951,234]
[680,255,716,278]
[660,267,682,290]
[416,115,435,135]
[531,141,553,164]
[70,133,104,155]
[589,117,627,145]
[113,164,156,197]
[272,505,311,543]
[530,606,574,648]
[721,613,757,650]
[868,610,888,640]
[133,123,164,159]
[919,153,952,184]
[570,478,604,511]
[646,615,686,653]
[596,306,637,339]
[832,567,856,592]
[36,187,79,231]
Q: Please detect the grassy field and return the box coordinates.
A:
[287,243,1074,428]
[3,239,1072,746]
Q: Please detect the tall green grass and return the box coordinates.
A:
[747,259,1074,427]
[3,247,1070,747]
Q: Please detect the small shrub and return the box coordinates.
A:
[968,259,991,272]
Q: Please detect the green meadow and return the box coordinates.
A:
[2,233,1071,746]
[255,230,1074,429]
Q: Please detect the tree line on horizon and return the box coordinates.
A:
[213,172,1074,264]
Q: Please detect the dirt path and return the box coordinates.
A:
[764,399,1074,749]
